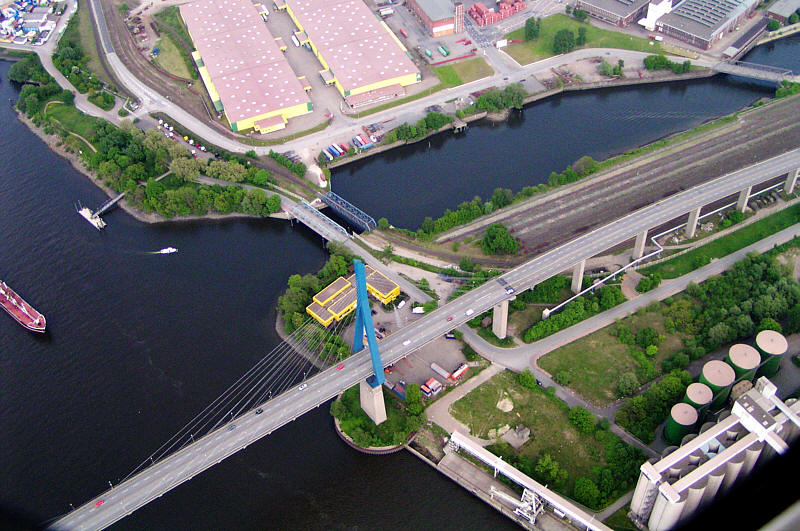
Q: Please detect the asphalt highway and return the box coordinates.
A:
[50,149,800,530]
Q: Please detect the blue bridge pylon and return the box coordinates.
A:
[352,259,385,386]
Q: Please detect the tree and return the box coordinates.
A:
[577,26,587,46]
[169,156,205,180]
[574,477,601,508]
[645,344,658,357]
[553,29,576,54]
[518,369,537,389]
[405,384,423,416]
[617,372,639,397]
[481,223,518,255]
[757,317,783,334]
[790,13,799,24]
[378,217,390,229]
[534,454,568,486]
[768,18,780,31]
[569,406,595,433]
[459,256,475,272]
[524,17,541,40]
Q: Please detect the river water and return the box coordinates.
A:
[1,36,798,530]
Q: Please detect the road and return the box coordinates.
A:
[50,148,800,530]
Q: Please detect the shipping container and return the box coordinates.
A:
[425,49,433,58]
[352,136,363,146]
[338,142,349,153]
[425,377,443,394]
[412,306,425,314]
[379,7,393,16]
[322,149,333,161]
[327,146,340,158]
[430,362,451,380]
[330,144,343,155]
[420,385,432,398]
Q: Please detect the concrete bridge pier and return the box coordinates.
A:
[785,167,799,195]
[685,207,702,238]
[571,259,586,294]
[633,229,649,260]
[360,380,387,425]
[492,299,509,339]
[736,185,752,212]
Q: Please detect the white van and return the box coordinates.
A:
[291,35,300,47]
[397,300,406,309]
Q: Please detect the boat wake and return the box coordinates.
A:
[148,247,178,255]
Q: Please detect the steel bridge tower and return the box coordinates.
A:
[352,259,387,425]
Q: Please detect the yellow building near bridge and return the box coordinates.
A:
[306,265,400,327]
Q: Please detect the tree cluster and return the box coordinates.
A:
[382,112,455,144]
[481,223,519,255]
[474,84,527,112]
[52,22,113,98]
[615,370,691,443]
[553,29,576,54]
[636,273,662,293]
[522,285,625,342]
[8,53,52,85]
[643,54,692,74]
[776,80,800,99]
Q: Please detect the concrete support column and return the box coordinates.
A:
[685,207,702,238]
[633,229,649,260]
[571,259,586,294]
[736,186,752,212]
[359,380,387,425]
[492,299,509,339]
[785,167,800,195]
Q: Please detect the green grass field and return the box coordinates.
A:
[62,3,115,87]
[154,35,191,79]
[643,202,800,279]
[433,57,494,87]
[505,14,662,65]
[538,306,684,404]
[450,370,616,493]
[46,103,99,141]
[606,505,637,531]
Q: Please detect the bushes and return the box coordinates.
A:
[88,90,115,110]
[331,386,424,447]
[643,54,692,74]
[268,149,306,177]
[481,223,519,255]
[569,406,596,433]
[522,286,625,342]
[636,273,662,293]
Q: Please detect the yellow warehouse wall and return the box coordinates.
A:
[348,72,421,96]
[380,20,408,53]
[233,101,311,132]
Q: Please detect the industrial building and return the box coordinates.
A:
[406,0,464,36]
[575,0,651,27]
[630,377,800,531]
[180,0,311,134]
[275,0,421,107]
[767,0,800,24]
[306,265,400,326]
[655,0,759,49]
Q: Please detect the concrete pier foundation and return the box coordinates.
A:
[785,167,799,195]
[633,229,649,259]
[736,186,752,212]
[571,260,586,294]
[492,299,509,339]
[685,207,701,238]
[360,379,387,425]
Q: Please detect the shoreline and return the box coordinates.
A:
[324,69,718,171]
[16,109,286,225]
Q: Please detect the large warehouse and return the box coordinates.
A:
[575,0,650,27]
[406,0,465,36]
[276,0,421,106]
[655,0,759,49]
[180,0,311,134]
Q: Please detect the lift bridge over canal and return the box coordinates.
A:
[49,150,800,530]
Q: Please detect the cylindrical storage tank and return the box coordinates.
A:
[665,403,698,445]
[726,344,760,381]
[700,360,736,408]
[742,441,764,476]
[699,421,717,434]
[684,382,713,409]
[649,491,685,531]
[722,454,745,491]
[662,446,678,458]
[702,466,725,505]
[755,330,787,377]
[631,467,659,519]
[681,477,708,522]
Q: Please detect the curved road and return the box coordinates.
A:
[50,149,800,530]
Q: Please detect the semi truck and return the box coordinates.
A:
[431,362,451,380]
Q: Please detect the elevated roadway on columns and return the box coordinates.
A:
[50,149,800,530]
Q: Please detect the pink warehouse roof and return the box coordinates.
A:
[287,0,419,93]
[180,0,309,125]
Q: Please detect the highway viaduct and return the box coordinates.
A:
[50,148,800,530]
